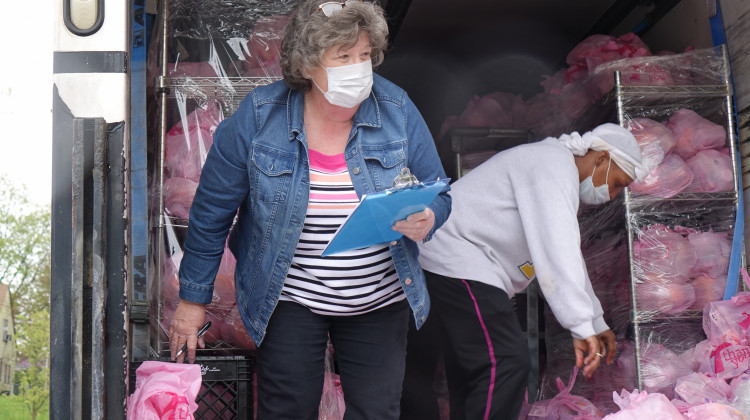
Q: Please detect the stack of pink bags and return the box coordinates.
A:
[158,100,257,352]
[626,110,733,198]
[599,273,750,419]
[162,100,222,219]
[160,236,256,352]
[439,33,660,140]
[632,224,730,316]
[439,35,727,142]
[605,276,750,419]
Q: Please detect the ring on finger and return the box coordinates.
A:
[596,352,604,358]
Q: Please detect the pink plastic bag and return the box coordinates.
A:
[674,372,731,404]
[681,339,711,373]
[626,118,676,167]
[730,374,750,415]
[239,15,289,78]
[163,177,199,220]
[556,81,594,120]
[543,367,603,420]
[588,60,673,102]
[127,361,202,420]
[691,274,728,310]
[674,226,731,278]
[566,35,618,67]
[319,341,345,420]
[635,279,696,315]
[566,33,650,71]
[708,342,750,380]
[527,368,602,420]
[702,273,750,347]
[685,402,747,419]
[633,224,697,283]
[628,153,694,198]
[639,342,693,397]
[600,389,684,419]
[685,148,735,193]
[518,390,534,420]
[164,100,222,182]
[667,108,727,159]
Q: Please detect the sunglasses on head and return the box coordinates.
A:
[318,0,359,17]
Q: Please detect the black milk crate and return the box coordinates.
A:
[130,355,255,420]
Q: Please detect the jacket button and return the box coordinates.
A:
[404,278,412,285]
[352,167,360,175]
[390,241,397,246]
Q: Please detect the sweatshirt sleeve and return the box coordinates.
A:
[510,149,607,340]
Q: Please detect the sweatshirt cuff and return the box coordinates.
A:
[569,322,597,341]
[592,316,610,335]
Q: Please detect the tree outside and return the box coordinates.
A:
[12,308,49,420]
[0,174,51,420]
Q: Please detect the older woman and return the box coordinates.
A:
[168,1,451,419]
[402,123,645,420]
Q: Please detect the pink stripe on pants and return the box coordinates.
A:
[462,279,497,420]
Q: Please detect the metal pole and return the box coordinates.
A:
[91,120,108,420]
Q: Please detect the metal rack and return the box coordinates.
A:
[153,76,280,357]
[449,127,531,179]
[146,0,285,360]
[162,75,281,116]
[616,45,745,390]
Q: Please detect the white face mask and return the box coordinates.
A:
[579,158,612,205]
[312,60,373,108]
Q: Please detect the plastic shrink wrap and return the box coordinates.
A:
[440,42,728,141]
[600,389,684,420]
[148,0,298,355]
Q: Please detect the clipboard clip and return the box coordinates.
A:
[388,168,422,194]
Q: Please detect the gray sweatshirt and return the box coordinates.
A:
[419,138,608,340]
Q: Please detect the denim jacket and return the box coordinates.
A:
[178,74,452,345]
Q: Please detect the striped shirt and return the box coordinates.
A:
[279,149,405,315]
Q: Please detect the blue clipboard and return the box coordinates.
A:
[321,178,450,256]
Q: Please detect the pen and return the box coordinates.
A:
[174,321,212,359]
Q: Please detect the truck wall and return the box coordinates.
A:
[719,0,750,112]
[717,0,750,266]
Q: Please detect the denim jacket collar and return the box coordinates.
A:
[287,88,383,143]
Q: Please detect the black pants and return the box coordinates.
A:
[257,300,410,420]
[401,271,529,420]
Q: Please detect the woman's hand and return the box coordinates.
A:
[392,207,435,242]
[169,299,207,363]
[596,329,617,365]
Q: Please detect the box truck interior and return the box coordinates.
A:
[51,0,750,419]
[142,0,742,416]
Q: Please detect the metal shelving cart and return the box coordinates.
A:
[615,45,746,391]
[132,1,295,417]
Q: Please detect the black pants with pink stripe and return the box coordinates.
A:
[401,270,529,420]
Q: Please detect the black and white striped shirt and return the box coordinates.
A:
[279,149,405,315]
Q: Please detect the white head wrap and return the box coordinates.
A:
[558,123,648,182]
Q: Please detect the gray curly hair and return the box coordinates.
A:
[280,0,389,91]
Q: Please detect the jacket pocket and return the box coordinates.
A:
[250,145,296,203]
[361,140,407,188]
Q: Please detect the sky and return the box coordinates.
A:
[0,4,53,206]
